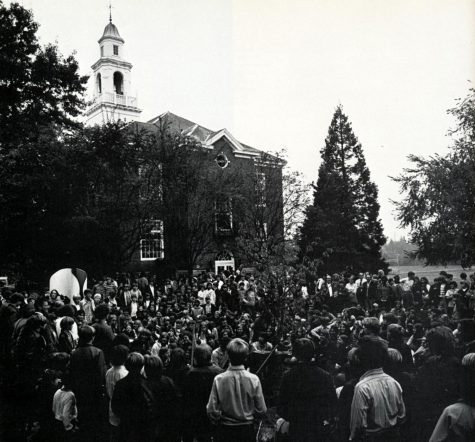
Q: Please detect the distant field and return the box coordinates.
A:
[388,265,472,282]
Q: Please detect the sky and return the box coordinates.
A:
[21,0,475,239]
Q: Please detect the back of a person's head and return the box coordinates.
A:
[10,292,25,304]
[387,324,403,342]
[113,333,131,348]
[461,353,475,405]
[227,338,249,366]
[383,313,397,325]
[194,344,212,367]
[60,316,75,331]
[384,348,403,374]
[144,355,163,379]
[110,345,129,367]
[78,325,95,344]
[293,338,315,362]
[426,325,456,357]
[94,303,110,321]
[359,335,388,370]
[20,303,35,319]
[125,352,144,373]
[169,347,186,370]
[363,317,380,335]
[49,352,70,371]
[58,304,76,318]
[61,370,74,390]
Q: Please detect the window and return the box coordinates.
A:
[113,71,123,95]
[140,220,164,260]
[113,45,119,55]
[96,73,102,94]
[215,197,232,234]
[256,170,266,207]
[216,153,229,169]
[100,46,104,57]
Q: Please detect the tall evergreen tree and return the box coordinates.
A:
[299,105,387,273]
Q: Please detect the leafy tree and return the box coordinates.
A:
[235,150,310,269]
[59,123,163,276]
[0,2,87,282]
[393,89,475,267]
[156,124,247,274]
[299,105,387,274]
[0,2,87,145]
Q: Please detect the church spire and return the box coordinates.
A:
[109,0,112,23]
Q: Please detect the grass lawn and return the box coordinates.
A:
[388,264,472,282]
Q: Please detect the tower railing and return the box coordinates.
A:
[91,93,138,107]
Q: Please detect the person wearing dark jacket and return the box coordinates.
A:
[183,344,223,442]
[92,304,115,362]
[279,338,337,442]
[143,355,180,442]
[111,352,150,442]
[70,325,106,441]
[337,347,363,442]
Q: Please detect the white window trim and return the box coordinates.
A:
[256,170,267,208]
[215,198,233,234]
[140,220,164,261]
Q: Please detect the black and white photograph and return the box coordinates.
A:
[0,0,474,441]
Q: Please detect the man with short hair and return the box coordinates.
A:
[183,344,223,442]
[207,338,267,442]
[350,336,405,441]
[279,337,337,442]
[70,325,107,441]
[111,352,149,442]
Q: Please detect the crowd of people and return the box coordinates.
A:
[0,267,474,442]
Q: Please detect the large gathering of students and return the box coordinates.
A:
[0,268,474,441]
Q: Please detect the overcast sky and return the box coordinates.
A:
[21,0,475,239]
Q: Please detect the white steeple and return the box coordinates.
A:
[85,17,141,125]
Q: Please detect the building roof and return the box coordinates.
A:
[99,22,124,44]
[146,111,272,159]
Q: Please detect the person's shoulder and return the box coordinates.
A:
[242,370,261,383]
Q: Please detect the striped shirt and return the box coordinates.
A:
[350,368,405,440]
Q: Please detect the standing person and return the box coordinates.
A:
[111,352,149,442]
[52,371,78,439]
[429,352,475,442]
[92,304,115,362]
[279,338,337,442]
[350,336,406,441]
[211,336,230,370]
[207,338,267,442]
[69,325,106,441]
[80,289,95,324]
[105,345,129,442]
[58,316,76,355]
[143,355,180,442]
[183,345,223,442]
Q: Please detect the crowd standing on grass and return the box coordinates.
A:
[0,268,475,441]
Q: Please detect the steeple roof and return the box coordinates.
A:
[98,22,124,44]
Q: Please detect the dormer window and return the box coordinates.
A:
[113,45,119,55]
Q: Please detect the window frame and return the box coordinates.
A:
[215,197,233,235]
[140,219,164,261]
